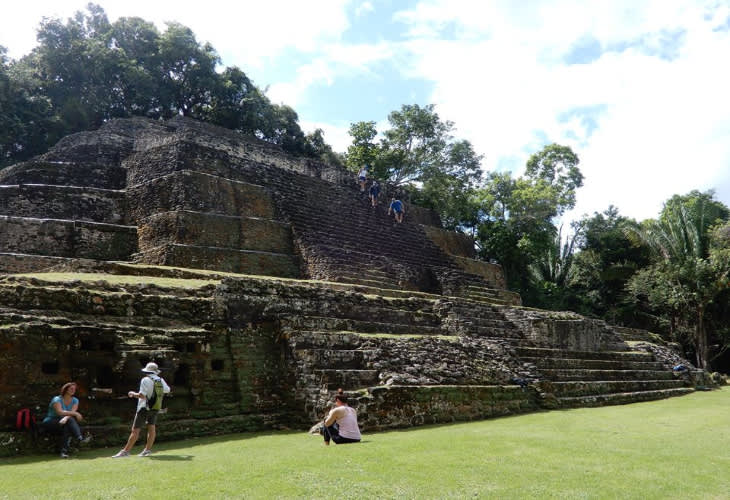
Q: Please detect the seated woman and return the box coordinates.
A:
[321,389,361,445]
[41,382,91,458]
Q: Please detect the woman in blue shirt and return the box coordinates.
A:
[42,382,91,458]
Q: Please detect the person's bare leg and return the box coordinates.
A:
[122,428,141,452]
[143,424,157,451]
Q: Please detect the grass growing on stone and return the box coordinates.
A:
[2,387,728,499]
[13,272,218,289]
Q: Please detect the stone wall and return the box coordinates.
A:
[0,161,127,190]
[0,216,137,260]
[0,184,125,223]
[138,211,293,254]
[421,225,476,258]
[126,170,276,222]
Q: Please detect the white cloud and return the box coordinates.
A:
[2,1,350,68]
[388,0,730,221]
[300,120,351,153]
[355,1,375,18]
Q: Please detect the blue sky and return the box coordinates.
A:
[2,0,730,224]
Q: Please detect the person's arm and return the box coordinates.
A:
[70,398,84,420]
[162,378,171,394]
[52,398,83,420]
[128,378,151,401]
[324,407,342,427]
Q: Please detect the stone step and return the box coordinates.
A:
[293,348,375,369]
[522,356,665,371]
[0,184,126,224]
[0,309,211,337]
[138,210,293,254]
[280,316,442,336]
[314,369,381,389]
[516,346,655,362]
[285,330,439,350]
[134,243,300,278]
[539,368,676,381]
[546,379,687,398]
[0,215,138,260]
[328,275,402,290]
[352,384,540,430]
[0,252,93,274]
[0,281,218,324]
[555,387,695,408]
[282,300,442,324]
[0,160,127,189]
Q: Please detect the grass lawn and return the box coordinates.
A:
[2,387,729,499]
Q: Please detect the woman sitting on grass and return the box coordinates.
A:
[321,389,361,445]
[41,382,91,458]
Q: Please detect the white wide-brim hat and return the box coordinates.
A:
[141,362,160,375]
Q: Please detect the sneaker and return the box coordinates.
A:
[79,433,93,444]
[111,450,130,458]
[138,449,152,457]
[60,452,69,459]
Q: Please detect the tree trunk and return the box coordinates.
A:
[695,305,707,370]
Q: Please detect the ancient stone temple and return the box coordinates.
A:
[0,117,704,455]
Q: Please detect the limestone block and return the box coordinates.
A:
[0,216,137,260]
[0,161,127,189]
[0,185,125,223]
[136,244,300,278]
[137,211,292,254]
[420,225,476,258]
[127,171,275,222]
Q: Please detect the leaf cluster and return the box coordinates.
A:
[0,4,339,167]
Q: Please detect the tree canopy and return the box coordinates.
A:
[346,104,483,229]
[0,4,338,167]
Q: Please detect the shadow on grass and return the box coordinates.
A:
[148,454,194,461]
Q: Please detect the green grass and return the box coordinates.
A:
[11,272,218,289]
[2,388,729,499]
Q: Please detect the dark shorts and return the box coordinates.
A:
[132,408,158,429]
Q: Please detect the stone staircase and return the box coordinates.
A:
[517,346,693,408]
[0,117,518,305]
[0,121,154,274]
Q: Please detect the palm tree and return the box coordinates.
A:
[626,193,728,368]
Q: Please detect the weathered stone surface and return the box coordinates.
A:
[0,216,137,260]
[127,171,276,222]
[138,211,292,254]
[0,185,126,223]
[421,225,476,258]
[135,244,300,277]
[0,162,128,190]
[0,116,708,457]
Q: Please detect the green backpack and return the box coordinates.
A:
[146,377,165,411]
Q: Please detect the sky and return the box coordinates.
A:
[2,0,730,224]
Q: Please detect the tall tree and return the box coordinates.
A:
[1,4,336,165]
[346,104,482,229]
[474,144,583,303]
[345,121,378,174]
[568,207,651,323]
[625,191,729,368]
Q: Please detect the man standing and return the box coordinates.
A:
[357,165,369,192]
[112,362,170,458]
[368,180,381,207]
